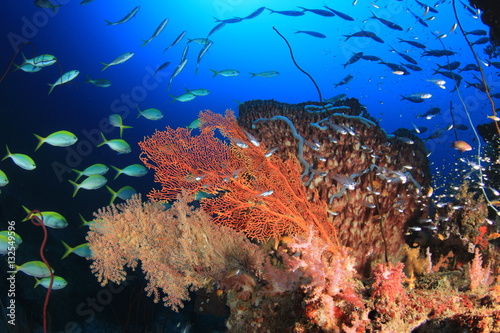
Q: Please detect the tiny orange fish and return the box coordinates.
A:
[453,140,472,152]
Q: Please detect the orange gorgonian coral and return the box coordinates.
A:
[139,110,339,247]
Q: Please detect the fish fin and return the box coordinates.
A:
[136,104,142,118]
[21,205,32,222]
[249,72,256,78]
[101,62,109,71]
[72,169,83,182]
[2,145,10,161]
[111,165,122,180]
[97,132,107,147]
[33,133,45,151]
[209,69,218,78]
[34,277,41,288]
[78,213,89,228]
[169,94,177,103]
[47,83,55,95]
[68,179,80,197]
[61,241,73,259]
[106,186,117,204]
[84,75,91,84]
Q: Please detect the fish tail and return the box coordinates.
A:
[120,125,133,139]
[33,133,45,151]
[72,169,83,182]
[47,83,55,95]
[106,186,117,205]
[101,62,109,71]
[343,35,351,41]
[68,179,80,197]
[209,69,218,78]
[78,213,89,228]
[249,72,257,78]
[61,241,73,259]
[21,205,32,222]
[111,165,122,180]
[104,20,114,25]
[34,277,41,288]
[141,39,150,47]
[136,105,142,118]
[97,132,107,147]
[11,63,20,72]
[84,75,91,84]
[169,94,177,103]
[2,145,10,161]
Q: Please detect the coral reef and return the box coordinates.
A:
[87,101,500,332]
[237,99,431,274]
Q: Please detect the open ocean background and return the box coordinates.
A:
[0,0,497,331]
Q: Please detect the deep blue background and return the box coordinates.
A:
[0,0,498,331]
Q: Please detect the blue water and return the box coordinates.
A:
[0,0,496,331]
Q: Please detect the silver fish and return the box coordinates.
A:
[168,58,188,90]
[105,6,140,25]
[142,18,169,47]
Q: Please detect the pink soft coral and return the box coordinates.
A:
[282,229,363,331]
[371,262,407,317]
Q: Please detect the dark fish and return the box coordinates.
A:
[460,0,478,16]
[425,129,445,140]
[411,126,428,134]
[267,9,305,16]
[398,38,426,49]
[294,30,326,38]
[403,63,423,71]
[334,74,353,88]
[487,60,500,69]
[465,81,486,92]
[163,31,186,53]
[343,52,363,68]
[434,61,460,71]
[369,11,403,31]
[434,71,463,91]
[465,29,487,36]
[459,63,480,72]
[401,95,425,103]
[207,22,226,37]
[297,7,336,17]
[379,61,408,73]
[422,49,456,57]
[244,7,266,20]
[415,0,439,13]
[418,107,441,118]
[215,17,243,24]
[344,30,383,43]
[324,5,355,21]
[471,37,490,45]
[407,8,428,27]
[361,55,381,61]
[390,46,418,64]
[153,61,170,76]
